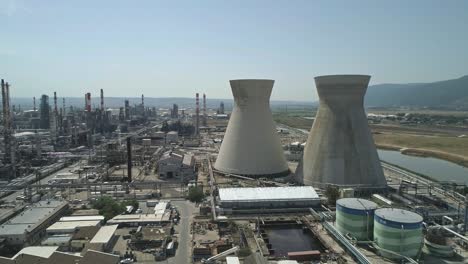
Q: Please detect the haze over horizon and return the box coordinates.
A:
[1,0,468,101]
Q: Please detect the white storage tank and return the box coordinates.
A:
[336,198,377,241]
[374,208,423,259]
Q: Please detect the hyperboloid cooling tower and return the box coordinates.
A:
[298,75,387,188]
[214,79,289,177]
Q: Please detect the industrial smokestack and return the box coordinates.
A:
[195,93,199,136]
[124,100,130,120]
[85,93,91,112]
[1,79,6,125]
[33,97,36,111]
[127,137,132,182]
[203,93,207,126]
[100,89,104,111]
[298,75,387,188]
[62,98,66,116]
[5,82,10,128]
[1,80,8,165]
[4,82,15,175]
[53,92,58,113]
[214,79,289,177]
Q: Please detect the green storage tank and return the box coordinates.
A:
[374,208,423,259]
[336,198,377,241]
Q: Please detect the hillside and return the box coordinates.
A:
[366,75,468,109]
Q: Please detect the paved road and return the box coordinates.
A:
[171,200,195,264]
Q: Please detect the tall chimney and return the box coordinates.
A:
[203,93,207,126]
[1,79,6,126]
[127,137,132,182]
[53,92,58,113]
[195,93,199,136]
[100,89,104,111]
[86,93,91,112]
[62,98,66,116]
[5,82,15,176]
[1,80,8,165]
[141,94,145,116]
[33,97,36,111]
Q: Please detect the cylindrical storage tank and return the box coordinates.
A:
[374,208,423,259]
[336,198,377,241]
[214,79,289,177]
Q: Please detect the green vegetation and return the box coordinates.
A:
[374,133,468,167]
[91,197,139,221]
[272,109,315,130]
[187,186,204,203]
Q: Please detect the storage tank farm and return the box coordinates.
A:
[214,79,289,177]
[374,208,424,259]
[298,75,387,188]
[336,198,378,241]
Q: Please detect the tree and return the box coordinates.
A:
[92,197,124,220]
[188,186,204,203]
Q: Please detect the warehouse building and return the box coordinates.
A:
[46,220,102,235]
[157,151,196,181]
[218,186,321,212]
[0,200,69,246]
[88,225,118,252]
[59,215,105,222]
[0,246,119,264]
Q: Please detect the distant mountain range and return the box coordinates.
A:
[365,75,468,109]
[8,75,468,111]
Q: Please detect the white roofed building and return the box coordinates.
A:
[218,186,321,211]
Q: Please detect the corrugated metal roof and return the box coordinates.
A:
[90,225,118,244]
[219,186,319,202]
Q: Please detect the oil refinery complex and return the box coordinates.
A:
[0,76,466,264]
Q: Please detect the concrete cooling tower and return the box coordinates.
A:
[214,79,289,177]
[298,75,387,188]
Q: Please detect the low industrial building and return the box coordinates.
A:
[70,226,100,252]
[46,220,102,234]
[60,215,105,222]
[41,234,72,251]
[157,151,196,181]
[107,212,171,226]
[0,200,69,246]
[88,225,118,252]
[218,186,321,212]
[0,246,119,264]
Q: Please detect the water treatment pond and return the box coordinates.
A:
[265,227,322,257]
[378,149,468,184]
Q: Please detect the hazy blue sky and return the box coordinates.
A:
[1,0,467,101]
